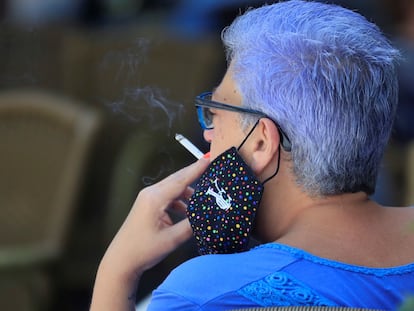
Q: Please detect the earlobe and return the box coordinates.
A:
[250,119,281,177]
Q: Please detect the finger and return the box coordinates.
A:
[182,186,195,201]
[157,158,209,201]
[162,218,192,250]
[172,186,194,202]
[170,200,188,215]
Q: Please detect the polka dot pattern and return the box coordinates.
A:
[187,147,263,255]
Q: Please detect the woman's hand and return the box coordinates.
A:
[90,158,210,311]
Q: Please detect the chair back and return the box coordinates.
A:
[0,89,101,267]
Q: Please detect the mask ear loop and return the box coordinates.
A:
[237,118,282,185]
[237,119,260,152]
[262,146,281,185]
[236,118,283,185]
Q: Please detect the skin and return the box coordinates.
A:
[90,68,414,311]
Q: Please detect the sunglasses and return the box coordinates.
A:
[195,91,292,151]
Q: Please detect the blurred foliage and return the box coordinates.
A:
[399,296,414,311]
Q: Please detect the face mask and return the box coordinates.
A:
[187,146,264,255]
[187,116,289,255]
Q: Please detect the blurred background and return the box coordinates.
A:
[0,0,413,310]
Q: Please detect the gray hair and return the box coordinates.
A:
[222,0,401,196]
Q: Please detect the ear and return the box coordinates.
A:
[249,118,281,177]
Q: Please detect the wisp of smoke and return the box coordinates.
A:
[107,85,185,135]
[102,37,185,135]
[101,37,188,185]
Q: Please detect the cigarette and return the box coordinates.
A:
[175,133,204,159]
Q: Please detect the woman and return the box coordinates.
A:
[91,1,414,310]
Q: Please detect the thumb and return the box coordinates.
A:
[158,157,210,200]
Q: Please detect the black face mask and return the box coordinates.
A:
[187,146,264,255]
[187,120,281,255]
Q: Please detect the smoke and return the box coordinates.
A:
[101,37,185,136]
[141,154,172,186]
[107,85,184,135]
[101,37,187,185]
[120,149,175,187]
[100,37,151,82]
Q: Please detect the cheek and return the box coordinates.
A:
[209,114,243,158]
[209,133,226,159]
[208,122,227,158]
[217,126,227,141]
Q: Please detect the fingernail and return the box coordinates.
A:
[203,152,211,159]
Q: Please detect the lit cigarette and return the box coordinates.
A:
[175,133,204,159]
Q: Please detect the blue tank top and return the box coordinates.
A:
[147,243,414,310]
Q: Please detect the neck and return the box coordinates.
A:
[253,166,373,243]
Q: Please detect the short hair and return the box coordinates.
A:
[222,0,401,196]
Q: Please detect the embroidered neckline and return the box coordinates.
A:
[238,271,337,307]
[254,242,414,276]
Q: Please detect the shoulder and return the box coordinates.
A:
[148,243,414,310]
[152,244,299,306]
[382,206,414,251]
[169,243,297,277]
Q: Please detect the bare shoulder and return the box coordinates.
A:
[383,205,414,225]
[338,205,414,267]
[381,206,414,262]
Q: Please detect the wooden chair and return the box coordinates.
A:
[0,89,101,311]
